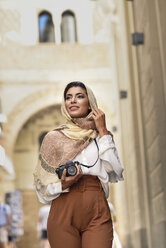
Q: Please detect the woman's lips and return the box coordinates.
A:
[69,106,79,110]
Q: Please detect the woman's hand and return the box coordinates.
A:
[92,108,109,137]
[61,165,82,190]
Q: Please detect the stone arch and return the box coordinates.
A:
[3,87,63,155]
[13,103,65,189]
[12,103,66,248]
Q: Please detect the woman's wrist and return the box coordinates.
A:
[62,181,72,190]
[61,179,77,190]
[99,128,109,138]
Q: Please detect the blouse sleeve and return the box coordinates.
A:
[98,135,124,182]
[34,180,69,204]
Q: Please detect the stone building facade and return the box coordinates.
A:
[117,0,166,248]
[0,0,166,247]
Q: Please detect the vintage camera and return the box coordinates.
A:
[56,161,79,179]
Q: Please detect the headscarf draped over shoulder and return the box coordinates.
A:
[33,85,98,187]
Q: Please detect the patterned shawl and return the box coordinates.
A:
[33,85,98,187]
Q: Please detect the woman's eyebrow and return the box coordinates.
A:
[76,93,84,96]
[66,92,85,96]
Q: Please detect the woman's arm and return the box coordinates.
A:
[34,180,69,204]
[34,164,82,203]
[98,135,124,182]
[92,108,124,181]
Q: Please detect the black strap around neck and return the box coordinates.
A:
[74,138,99,168]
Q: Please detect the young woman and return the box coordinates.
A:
[34,81,124,248]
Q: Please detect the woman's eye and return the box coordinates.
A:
[65,96,72,100]
[65,94,85,100]
[77,95,84,99]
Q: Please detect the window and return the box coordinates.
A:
[38,11,55,43]
[61,10,77,43]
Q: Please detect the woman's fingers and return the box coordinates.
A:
[91,108,109,137]
[92,108,105,118]
[91,108,105,124]
[61,169,67,181]
[70,165,82,182]
[76,165,82,175]
[61,164,82,190]
[61,165,82,182]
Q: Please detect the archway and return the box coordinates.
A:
[13,104,65,248]
[3,87,63,156]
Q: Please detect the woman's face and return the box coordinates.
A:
[65,86,90,118]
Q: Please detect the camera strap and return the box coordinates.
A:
[75,138,99,168]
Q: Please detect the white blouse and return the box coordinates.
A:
[35,135,124,204]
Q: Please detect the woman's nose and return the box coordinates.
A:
[71,96,77,103]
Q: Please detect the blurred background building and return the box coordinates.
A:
[0,0,165,248]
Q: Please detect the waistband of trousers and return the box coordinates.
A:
[70,175,103,192]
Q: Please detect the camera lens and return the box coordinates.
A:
[67,165,77,176]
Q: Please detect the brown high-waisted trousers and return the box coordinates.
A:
[47,175,113,248]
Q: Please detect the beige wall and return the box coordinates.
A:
[17,190,42,248]
[117,0,166,247]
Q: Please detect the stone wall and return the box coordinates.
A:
[17,190,42,248]
[121,0,166,247]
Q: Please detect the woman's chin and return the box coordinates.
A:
[69,113,89,119]
[71,115,85,119]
